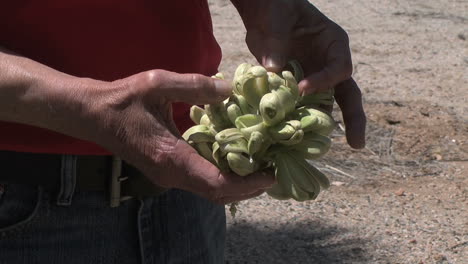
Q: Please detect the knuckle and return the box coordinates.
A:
[343,31,350,43]
[144,70,165,89]
[332,57,353,82]
[354,86,363,98]
[337,25,349,43]
[342,60,353,78]
[191,74,216,96]
[188,74,205,98]
[349,80,363,98]
[189,74,205,90]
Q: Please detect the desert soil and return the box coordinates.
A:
[208,0,468,263]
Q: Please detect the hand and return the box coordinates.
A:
[0,47,274,204]
[89,70,275,204]
[233,0,366,148]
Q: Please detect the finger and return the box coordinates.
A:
[259,2,297,73]
[216,170,275,197]
[334,78,366,149]
[298,39,352,95]
[215,189,266,205]
[174,140,275,201]
[142,70,232,104]
[261,36,289,73]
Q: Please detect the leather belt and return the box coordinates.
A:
[0,151,167,207]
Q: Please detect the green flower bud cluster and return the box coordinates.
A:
[182,61,336,201]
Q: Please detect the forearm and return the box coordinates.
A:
[0,48,108,142]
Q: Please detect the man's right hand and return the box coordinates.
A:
[87,70,275,204]
[0,49,274,204]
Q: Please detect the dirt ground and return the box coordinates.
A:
[208,0,468,263]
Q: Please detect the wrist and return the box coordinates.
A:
[27,74,114,143]
[230,0,268,28]
[0,48,138,153]
[65,77,131,146]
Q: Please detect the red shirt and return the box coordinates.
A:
[0,0,221,155]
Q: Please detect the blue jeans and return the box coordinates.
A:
[0,157,226,264]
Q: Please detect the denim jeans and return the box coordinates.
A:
[0,155,226,264]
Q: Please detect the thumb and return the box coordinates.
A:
[172,139,275,202]
[144,70,232,105]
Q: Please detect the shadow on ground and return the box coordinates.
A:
[225,220,375,264]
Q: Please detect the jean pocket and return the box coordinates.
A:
[0,183,42,237]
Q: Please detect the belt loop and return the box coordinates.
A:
[57,154,77,206]
[110,156,133,207]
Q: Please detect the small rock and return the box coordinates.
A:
[395,188,406,196]
[420,110,430,117]
[334,136,347,144]
[409,239,417,244]
[331,181,346,186]
[434,254,448,263]
[431,154,443,160]
[351,247,364,254]
[386,119,401,125]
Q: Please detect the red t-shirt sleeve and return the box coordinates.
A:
[0,0,221,155]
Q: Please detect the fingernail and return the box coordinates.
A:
[263,54,285,73]
[214,79,232,97]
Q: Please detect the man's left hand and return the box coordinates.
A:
[232,0,366,149]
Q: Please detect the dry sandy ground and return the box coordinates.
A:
[208,0,468,263]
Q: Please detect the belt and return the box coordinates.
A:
[0,151,167,207]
